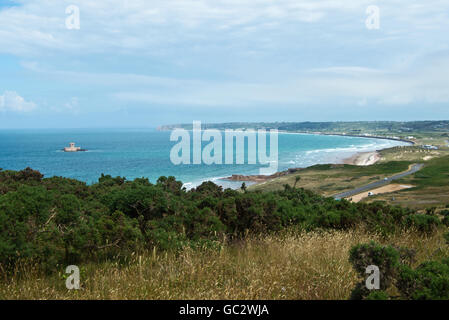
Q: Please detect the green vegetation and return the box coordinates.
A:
[402,155,449,188]
[1,167,448,300]
[160,120,449,137]
[349,240,449,300]
[250,161,411,195]
[379,145,449,162]
[364,155,449,209]
[1,229,447,299]
[0,167,441,274]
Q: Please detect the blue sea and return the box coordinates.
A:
[0,129,408,189]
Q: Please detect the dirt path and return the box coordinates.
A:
[348,184,414,202]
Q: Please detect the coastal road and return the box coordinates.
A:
[333,163,424,200]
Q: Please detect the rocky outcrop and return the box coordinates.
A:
[224,168,303,182]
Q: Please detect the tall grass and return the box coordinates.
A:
[1,228,447,300]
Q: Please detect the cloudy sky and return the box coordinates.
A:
[0,0,448,128]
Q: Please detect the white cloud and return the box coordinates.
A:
[20,49,449,109]
[0,91,37,112]
[2,0,449,113]
[112,52,449,107]
[1,0,447,57]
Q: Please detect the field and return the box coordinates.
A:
[1,228,447,300]
[379,145,449,163]
[250,161,411,196]
[250,127,449,209]
[362,156,449,209]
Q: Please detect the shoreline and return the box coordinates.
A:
[173,129,415,187]
[221,151,380,184]
[281,131,415,146]
[221,133,412,185]
[342,151,381,166]
[158,125,416,146]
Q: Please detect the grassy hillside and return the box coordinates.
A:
[362,156,449,209]
[1,167,448,300]
[249,161,411,195]
[379,145,449,162]
[1,228,447,300]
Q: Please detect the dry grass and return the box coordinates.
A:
[379,146,449,163]
[1,229,447,300]
[249,167,391,196]
[360,186,449,210]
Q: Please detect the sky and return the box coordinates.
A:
[0,0,448,128]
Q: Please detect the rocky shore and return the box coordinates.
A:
[223,168,303,182]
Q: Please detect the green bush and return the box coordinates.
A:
[365,290,390,300]
[443,216,449,227]
[349,239,449,300]
[397,260,449,300]
[405,214,441,233]
[349,241,400,299]
[0,168,443,273]
[440,209,449,217]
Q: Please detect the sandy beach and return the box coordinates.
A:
[224,151,383,183]
[343,151,381,166]
[221,134,406,184]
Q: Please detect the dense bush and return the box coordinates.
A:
[405,214,441,233]
[0,168,441,272]
[397,260,449,299]
[349,241,449,300]
[349,242,400,299]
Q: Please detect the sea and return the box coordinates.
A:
[0,128,409,189]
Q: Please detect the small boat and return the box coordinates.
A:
[63,142,87,152]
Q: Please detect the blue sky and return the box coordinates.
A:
[0,0,448,128]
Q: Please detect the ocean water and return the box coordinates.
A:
[0,129,408,189]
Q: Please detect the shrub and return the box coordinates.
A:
[0,168,443,274]
[405,214,440,233]
[365,290,390,300]
[349,241,400,298]
[349,236,449,300]
[439,209,449,217]
[443,216,449,227]
[397,260,449,300]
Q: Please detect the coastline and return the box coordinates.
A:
[158,125,416,146]
[279,131,415,146]
[222,151,380,184]
[167,128,414,187]
[342,151,381,166]
[221,133,412,186]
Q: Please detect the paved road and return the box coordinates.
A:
[333,163,424,200]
